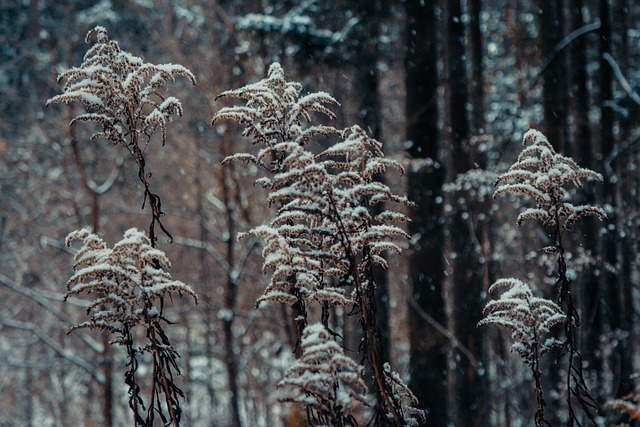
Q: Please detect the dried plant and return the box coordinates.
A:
[66,228,197,426]
[47,26,197,426]
[381,363,424,427]
[479,278,564,425]
[486,129,606,426]
[279,323,368,426]
[494,129,606,231]
[214,63,421,426]
[604,393,640,425]
[46,25,196,244]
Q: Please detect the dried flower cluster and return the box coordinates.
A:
[484,129,605,426]
[48,27,198,426]
[46,26,196,147]
[278,323,368,426]
[604,393,640,424]
[47,26,196,244]
[381,363,424,427]
[216,63,409,311]
[480,278,564,365]
[215,63,421,426]
[66,228,197,426]
[65,228,197,335]
[494,129,606,230]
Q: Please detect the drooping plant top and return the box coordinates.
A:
[46,25,196,147]
[494,129,607,231]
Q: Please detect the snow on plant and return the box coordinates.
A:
[493,129,606,232]
[604,392,640,423]
[47,26,196,244]
[484,129,606,426]
[480,278,564,369]
[278,323,368,426]
[65,228,197,333]
[65,228,197,426]
[214,63,421,426]
[479,278,564,426]
[46,25,196,147]
[214,62,339,172]
[48,26,197,426]
[381,362,424,427]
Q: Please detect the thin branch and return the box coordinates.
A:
[0,272,102,353]
[527,20,601,91]
[0,317,105,384]
[603,52,640,106]
[408,296,480,368]
[88,154,124,195]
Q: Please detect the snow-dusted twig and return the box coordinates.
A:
[603,52,640,106]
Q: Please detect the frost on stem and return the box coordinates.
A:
[278,323,368,426]
[215,63,417,425]
[65,228,197,426]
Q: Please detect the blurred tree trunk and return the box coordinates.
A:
[538,0,568,152]
[404,1,449,425]
[468,0,485,138]
[569,0,606,405]
[608,0,634,399]
[66,95,114,427]
[352,0,392,360]
[444,0,488,425]
[598,0,619,403]
[221,110,242,427]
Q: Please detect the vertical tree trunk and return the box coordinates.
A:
[221,133,242,427]
[569,0,606,404]
[609,0,634,399]
[352,0,392,360]
[404,1,448,425]
[444,0,488,425]
[538,0,568,152]
[598,0,619,402]
[66,102,114,427]
[468,0,485,138]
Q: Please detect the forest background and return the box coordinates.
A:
[1,0,639,426]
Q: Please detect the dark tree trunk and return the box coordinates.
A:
[444,0,488,425]
[352,0,392,361]
[609,0,634,399]
[405,1,449,425]
[221,134,242,427]
[539,0,568,152]
[569,0,606,405]
[468,0,485,138]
